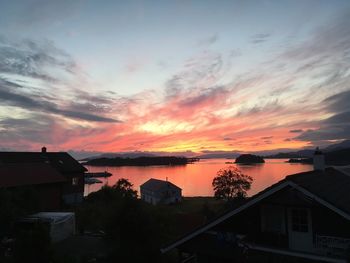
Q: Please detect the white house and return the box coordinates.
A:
[140,178,182,205]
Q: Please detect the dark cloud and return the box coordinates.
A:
[295,90,350,142]
[289,129,303,133]
[0,115,58,144]
[0,37,122,123]
[0,78,120,123]
[235,99,281,117]
[295,126,350,142]
[324,90,350,114]
[0,37,76,82]
[0,114,106,149]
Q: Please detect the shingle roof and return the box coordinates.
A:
[0,163,67,187]
[140,178,181,192]
[0,152,87,173]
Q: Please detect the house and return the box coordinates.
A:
[0,147,87,206]
[140,178,182,205]
[162,150,350,263]
[0,163,67,210]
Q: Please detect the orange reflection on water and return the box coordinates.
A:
[84,159,313,197]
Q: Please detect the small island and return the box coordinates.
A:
[84,156,199,166]
[235,154,265,164]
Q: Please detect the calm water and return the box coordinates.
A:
[84,159,313,197]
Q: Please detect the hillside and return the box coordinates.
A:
[286,147,350,165]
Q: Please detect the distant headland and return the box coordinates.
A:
[235,154,265,164]
[83,156,199,166]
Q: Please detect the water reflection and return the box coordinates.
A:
[84,159,313,197]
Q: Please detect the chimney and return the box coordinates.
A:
[313,147,325,171]
[41,146,47,153]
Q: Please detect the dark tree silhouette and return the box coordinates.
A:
[112,178,138,198]
[212,166,253,200]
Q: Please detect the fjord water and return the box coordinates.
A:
[84,159,313,197]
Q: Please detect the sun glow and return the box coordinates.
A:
[138,120,195,135]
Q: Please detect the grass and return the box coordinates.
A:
[167,196,226,214]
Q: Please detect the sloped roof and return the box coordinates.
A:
[0,152,87,173]
[286,168,350,215]
[161,167,350,253]
[140,178,181,192]
[0,163,67,187]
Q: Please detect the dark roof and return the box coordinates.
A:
[0,163,67,187]
[286,167,350,214]
[140,178,181,192]
[0,152,87,173]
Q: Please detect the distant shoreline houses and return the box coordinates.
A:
[162,150,350,263]
[0,147,86,210]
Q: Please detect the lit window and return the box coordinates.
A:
[72,177,79,186]
[291,209,308,232]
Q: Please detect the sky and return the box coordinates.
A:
[0,0,350,155]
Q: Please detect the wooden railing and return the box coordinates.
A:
[315,234,350,256]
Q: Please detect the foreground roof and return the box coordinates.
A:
[161,167,350,253]
[140,178,181,192]
[0,152,87,173]
[286,167,350,214]
[0,163,67,187]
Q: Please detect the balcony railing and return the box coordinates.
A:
[315,234,350,257]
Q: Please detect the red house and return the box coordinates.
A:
[0,163,66,210]
[0,147,87,208]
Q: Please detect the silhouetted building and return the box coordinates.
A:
[0,148,87,206]
[314,147,325,171]
[0,163,66,210]
[162,153,350,263]
[140,178,182,205]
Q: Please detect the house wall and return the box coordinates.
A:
[141,188,182,205]
[61,172,84,205]
[312,205,350,238]
[35,183,63,210]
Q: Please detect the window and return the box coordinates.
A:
[72,177,79,186]
[291,208,308,232]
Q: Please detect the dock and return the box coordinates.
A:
[84,171,112,178]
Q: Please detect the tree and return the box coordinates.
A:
[112,178,138,198]
[212,166,253,200]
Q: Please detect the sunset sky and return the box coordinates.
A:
[0,0,350,155]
